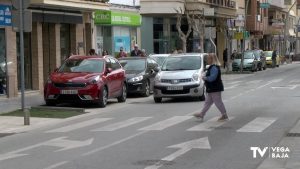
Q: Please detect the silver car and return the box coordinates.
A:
[153,53,207,103]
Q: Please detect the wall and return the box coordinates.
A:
[141,16,154,54]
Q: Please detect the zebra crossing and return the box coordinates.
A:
[45,115,279,134]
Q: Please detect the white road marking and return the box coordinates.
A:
[257,79,282,89]
[248,80,263,84]
[289,79,300,83]
[92,117,152,131]
[225,84,240,90]
[82,131,148,156]
[139,116,192,131]
[237,117,277,133]
[226,81,243,85]
[187,116,235,131]
[0,137,93,161]
[44,161,68,169]
[46,118,111,133]
[271,85,299,90]
[144,137,211,169]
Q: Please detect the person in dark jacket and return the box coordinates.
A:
[130,44,142,57]
[223,48,228,69]
[194,53,228,122]
[272,50,277,68]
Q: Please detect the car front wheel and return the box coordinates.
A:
[98,87,108,108]
[142,80,150,97]
[117,83,127,103]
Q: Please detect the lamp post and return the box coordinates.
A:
[240,0,250,72]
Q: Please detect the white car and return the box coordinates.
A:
[153,53,207,103]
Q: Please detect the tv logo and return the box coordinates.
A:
[250,147,268,158]
[250,147,290,159]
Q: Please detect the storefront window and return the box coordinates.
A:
[96,26,112,56]
[0,29,7,95]
[17,32,32,90]
[60,24,71,62]
[113,26,131,56]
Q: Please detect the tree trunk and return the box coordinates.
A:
[182,39,187,53]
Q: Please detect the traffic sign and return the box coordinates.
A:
[260,3,270,8]
[0,5,12,26]
[12,0,30,10]
[11,10,32,32]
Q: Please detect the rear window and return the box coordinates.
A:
[58,59,104,73]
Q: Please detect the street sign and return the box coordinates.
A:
[11,10,32,32]
[260,3,270,8]
[12,0,30,9]
[0,5,12,26]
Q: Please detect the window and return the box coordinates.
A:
[110,58,121,70]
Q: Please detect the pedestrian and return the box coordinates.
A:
[272,50,277,68]
[102,50,109,56]
[130,44,142,56]
[141,49,147,57]
[194,53,228,122]
[118,47,127,58]
[231,50,237,60]
[89,49,97,56]
[223,48,228,69]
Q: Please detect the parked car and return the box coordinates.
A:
[149,54,170,66]
[153,53,206,103]
[44,55,127,108]
[264,51,280,67]
[119,57,160,97]
[232,51,258,72]
[253,49,266,70]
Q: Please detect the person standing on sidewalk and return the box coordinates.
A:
[272,50,277,68]
[194,53,228,122]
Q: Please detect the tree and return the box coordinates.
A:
[191,9,206,53]
[175,2,193,53]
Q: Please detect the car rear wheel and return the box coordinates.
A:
[154,97,162,103]
[98,87,108,108]
[117,83,127,103]
[45,100,56,106]
[142,80,150,97]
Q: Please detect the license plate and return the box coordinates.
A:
[167,86,183,90]
[60,90,78,95]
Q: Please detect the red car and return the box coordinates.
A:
[44,55,127,108]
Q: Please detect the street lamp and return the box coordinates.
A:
[241,0,250,72]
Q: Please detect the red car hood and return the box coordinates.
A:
[50,72,102,83]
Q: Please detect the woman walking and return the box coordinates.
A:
[194,53,228,122]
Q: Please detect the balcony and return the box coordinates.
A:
[140,0,185,14]
[30,0,109,11]
[246,15,268,34]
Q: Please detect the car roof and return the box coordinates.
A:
[149,54,170,57]
[118,57,147,60]
[68,55,117,60]
[169,53,207,57]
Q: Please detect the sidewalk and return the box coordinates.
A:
[257,120,300,169]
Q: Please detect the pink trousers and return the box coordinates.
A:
[200,92,227,116]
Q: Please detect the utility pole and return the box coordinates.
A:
[241,0,250,72]
[284,0,297,63]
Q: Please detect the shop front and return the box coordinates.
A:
[94,10,141,56]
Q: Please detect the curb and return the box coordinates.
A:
[31,106,85,113]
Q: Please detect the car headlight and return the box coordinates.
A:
[90,75,100,84]
[155,73,161,82]
[192,73,200,81]
[129,75,143,82]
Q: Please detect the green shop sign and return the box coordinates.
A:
[94,10,141,26]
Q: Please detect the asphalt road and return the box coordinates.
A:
[0,63,300,169]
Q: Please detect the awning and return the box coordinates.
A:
[289,29,296,37]
[31,0,109,11]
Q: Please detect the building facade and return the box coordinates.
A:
[0,0,108,98]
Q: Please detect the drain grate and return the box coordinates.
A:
[286,133,300,137]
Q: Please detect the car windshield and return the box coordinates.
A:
[58,59,104,73]
[162,56,201,71]
[153,57,167,66]
[244,52,254,59]
[253,51,261,59]
[120,59,146,71]
[264,51,273,57]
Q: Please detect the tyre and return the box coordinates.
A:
[117,83,127,103]
[277,65,279,67]
[263,66,266,70]
[45,100,56,106]
[154,97,162,103]
[98,87,108,108]
[142,80,150,97]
